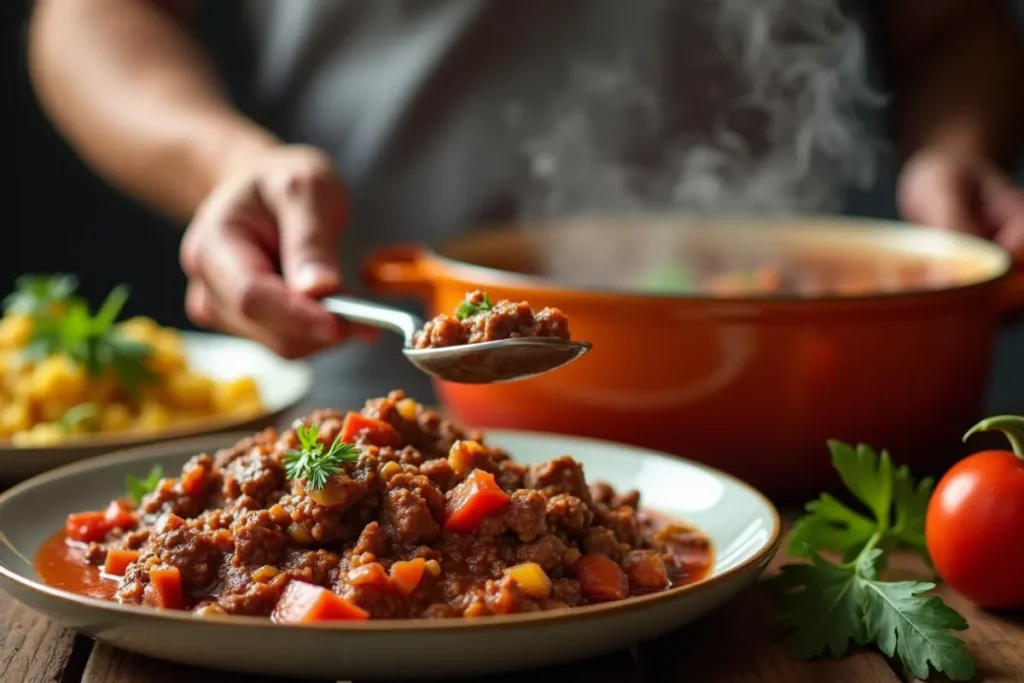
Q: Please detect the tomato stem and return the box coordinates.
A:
[964,415,1024,461]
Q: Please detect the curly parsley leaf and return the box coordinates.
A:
[283,423,360,491]
[2,274,78,315]
[455,292,493,321]
[126,465,164,505]
[772,441,971,681]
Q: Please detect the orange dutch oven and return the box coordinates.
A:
[363,217,1024,499]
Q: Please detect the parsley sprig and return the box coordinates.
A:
[125,465,164,505]
[283,423,360,491]
[455,292,493,321]
[2,274,79,316]
[769,441,974,681]
[13,276,156,397]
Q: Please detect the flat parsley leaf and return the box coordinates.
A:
[857,550,973,681]
[772,440,972,681]
[60,403,100,434]
[455,292,493,321]
[787,440,932,564]
[125,465,164,505]
[21,284,156,398]
[283,423,360,491]
[772,548,973,681]
[772,551,867,659]
[2,274,78,315]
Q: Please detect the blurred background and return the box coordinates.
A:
[6,0,1024,411]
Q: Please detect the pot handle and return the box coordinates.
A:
[362,244,431,299]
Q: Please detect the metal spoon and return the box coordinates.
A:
[320,295,592,384]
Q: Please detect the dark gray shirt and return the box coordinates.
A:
[239,0,890,407]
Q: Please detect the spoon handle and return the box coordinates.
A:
[319,295,425,347]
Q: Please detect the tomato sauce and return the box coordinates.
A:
[35,530,117,601]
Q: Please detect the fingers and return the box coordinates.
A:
[191,222,345,359]
[978,173,1024,256]
[897,152,982,235]
[272,166,348,297]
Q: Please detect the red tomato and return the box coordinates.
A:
[339,412,401,448]
[926,415,1024,609]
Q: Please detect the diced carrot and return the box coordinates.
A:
[103,500,139,530]
[389,558,426,596]
[576,554,629,602]
[443,469,510,534]
[65,511,112,544]
[340,412,401,448]
[348,563,391,590]
[148,566,185,610]
[103,549,141,576]
[272,580,369,623]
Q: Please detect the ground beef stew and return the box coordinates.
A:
[412,290,570,349]
[37,391,712,622]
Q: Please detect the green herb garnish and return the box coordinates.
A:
[283,423,360,491]
[455,292,493,321]
[126,465,164,504]
[60,403,100,434]
[769,441,974,681]
[2,274,79,315]
[22,283,156,397]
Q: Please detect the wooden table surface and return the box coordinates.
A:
[4,527,1023,683]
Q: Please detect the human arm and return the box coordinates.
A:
[28,0,355,357]
[875,0,1024,249]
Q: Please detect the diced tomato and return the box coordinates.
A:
[577,554,629,602]
[272,580,370,623]
[622,551,669,591]
[389,558,426,596]
[348,563,391,590]
[103,549,141,576]
[65,511,111,544]
[340,412,401,448]
[103,500,139,530]
[443,469,511,534]
[147,567,185,610]
[179,466,205,497]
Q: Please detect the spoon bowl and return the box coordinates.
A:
[320,295,591,383]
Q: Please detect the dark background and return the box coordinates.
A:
[5,1,1024,411]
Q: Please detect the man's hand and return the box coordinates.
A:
[898,149,1024,255]
[180,144,358,359]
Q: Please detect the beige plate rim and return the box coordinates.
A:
[0,331,314,453]
[0,429,782,631]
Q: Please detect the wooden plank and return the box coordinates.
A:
[82,644,328,683]
[0,588,86,683]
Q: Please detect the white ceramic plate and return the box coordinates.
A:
[0,429,780,680]
[0,332,312,481]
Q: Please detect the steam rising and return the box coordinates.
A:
[514,0,886,284]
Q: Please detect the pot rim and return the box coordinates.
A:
[417,214,1015,306]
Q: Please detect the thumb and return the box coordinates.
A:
[897,153,980,234]
[275,181,347,296]
[977,171,1024,254]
